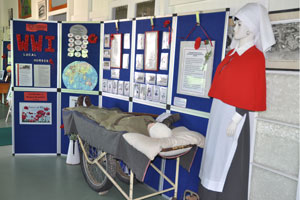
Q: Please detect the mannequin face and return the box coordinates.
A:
[233,20,251,40]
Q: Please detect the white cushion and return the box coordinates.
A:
[148,122,172,138]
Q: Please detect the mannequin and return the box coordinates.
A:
[198,3,275,200]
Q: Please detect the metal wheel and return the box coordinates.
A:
[116,160,137,184]
[80,141,116,192]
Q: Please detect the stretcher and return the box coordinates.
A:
[62,107,204,200]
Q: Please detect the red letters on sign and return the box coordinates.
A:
[17,34,29,51]
[44,36,55,53]
[16,34,55,53]
[30,35,43,52]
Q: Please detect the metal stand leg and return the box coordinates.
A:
[174,157,180,199]
[129,170,134,200]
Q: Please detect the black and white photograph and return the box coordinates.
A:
[103,61,110,70]
[159,87,167,104]
[103,49,111,58]
[102,79,108,92]
[157,74,168,86]
[112,80,118,94]
[139,84,147,100]
[124,81,130,96]
[118,80,124,95]
[146,84,153,101]
[134,83,140,98]
[145,73,156,85]
[38,0,47,20]
[107,80,113,93]
[266,19,300,69]
[134,72,145,83]
[104,34,110,48]
[136,54,144,70]
[111,69,120,79]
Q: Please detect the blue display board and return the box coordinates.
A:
[61,23,101,91]
[60,93,99,154]
[172,12,226,113]
[163,12,227,199]
[14,91,57,153]
[12,20,58,154]
[13,21,58,88]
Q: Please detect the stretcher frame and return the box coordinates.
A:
[78,134,194,200]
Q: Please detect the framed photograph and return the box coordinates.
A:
[160,52,169,70]
[102,79,108,92]
[159,87,167,104]
[134,72,145,83]
[153,86,160,102]
[110,33,122,68]
[266,10,300,70]
[112,80,118,94]
[139,84,146,100]
[111,69,120,79]
[144,31,159,71]
[107,80,113,93]
[103,61,110,70]
[162,32,170,49]
[145,73,156,85]
[0,70,4,80]
[124,81,130,96]
[146,84,153,101]
[134,83,140,98]
[104,34,110,48]
[136,54,144,70]
[18,0,32,19]
[137,34,145,50]
[122,54,129,69]
[49,0,67,12]
[118,81,124,95]
[38,0,47,20]
[157,74,168,86]
[103,49,111,58]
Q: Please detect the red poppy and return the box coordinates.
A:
[194,37,202,50]
[60,124,64,129]
[46,112,50,115]
[163,20,171,28]
[22,114,26,120]
[24,106,29,110]
[1,54,6,59]
[49,59,54,65]
[7,44,11,50]
[44,107,49,111]
[88,34,98,44]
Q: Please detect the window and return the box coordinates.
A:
[136,0,155,17]
[113,5,128,20]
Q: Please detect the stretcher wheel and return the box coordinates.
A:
[80,141,116,192]
[116,160,137,184]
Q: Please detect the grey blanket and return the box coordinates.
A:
[62,108,197,182]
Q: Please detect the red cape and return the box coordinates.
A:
[208,46,266,111]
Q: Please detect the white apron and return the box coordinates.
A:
[199,98,246,192]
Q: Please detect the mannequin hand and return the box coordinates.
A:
[226,112,243,137]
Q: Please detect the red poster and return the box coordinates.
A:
[24,92,47,101]
[26,23,48,32]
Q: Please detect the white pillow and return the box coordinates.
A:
[148,122,172,138]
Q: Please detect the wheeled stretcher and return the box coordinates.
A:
[62,107,205,200]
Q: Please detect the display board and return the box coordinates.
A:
[12,20,58,154]
[60,22,101,154]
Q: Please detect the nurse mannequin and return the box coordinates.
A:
[226,19,255,137]
[198,3,275,200]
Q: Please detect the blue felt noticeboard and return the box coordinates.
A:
[12,20,58,154]
[13,21,58,88]
[61,23,101,91]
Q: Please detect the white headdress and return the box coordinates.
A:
[232,3,275,53]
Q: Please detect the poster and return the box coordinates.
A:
[19,102,52,125]
[136,54,143,70]
[110,33,122,68]
[162,32,170,49]
[34,64,50,87]
[16,63,33,86]
[177,41,215,98]
[144,31,159,71]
